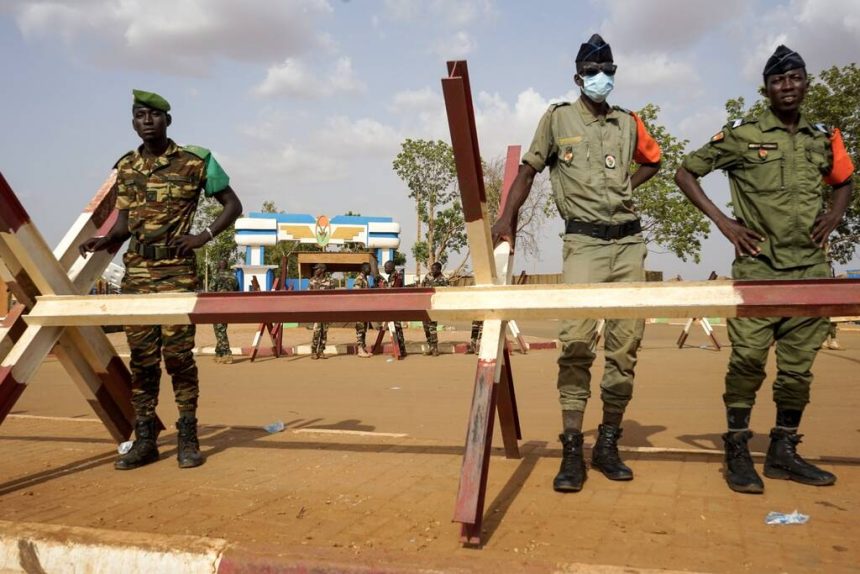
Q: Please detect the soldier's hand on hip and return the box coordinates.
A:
[716,217,763,257]
[78,236,111,257]
[173,233,207,257]
[811,211,841,247]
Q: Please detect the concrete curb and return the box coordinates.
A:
[0,520,705,574]
[0,520,227,573]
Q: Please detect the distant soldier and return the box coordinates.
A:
[421,262,449,356]
[675,45,854,493]
[79,89,242,470]
[466,321,483,354]
[379,260,407,358]
[210,258,237,364]
[353,262,373,358]
[309,263,335,359]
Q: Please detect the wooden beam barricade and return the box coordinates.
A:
[0,171,160,441]
[23,279,860,327]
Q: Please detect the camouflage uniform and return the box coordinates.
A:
[382,270,407,356]
[421,272,449,352]
[353,272,372,351]
[468,321,484,353]
[116,139,231,419]
[210,269,237,359]
[309,273,335,355]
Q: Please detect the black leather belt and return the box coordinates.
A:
[565,219,642,240]
[128,237,178,260]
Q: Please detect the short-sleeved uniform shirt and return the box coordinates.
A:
[682,108,854,269]
[115,139,230,272]
[421,273,449,288]
[522,97,662,224]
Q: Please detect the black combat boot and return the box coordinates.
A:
[763,428,836,486]
[553,432,587,492]
[591,424,633,481]
[176,415,205,469]
[115,418,160,470]
[722,430,764,493]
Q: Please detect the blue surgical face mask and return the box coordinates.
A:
[581,72,614,103]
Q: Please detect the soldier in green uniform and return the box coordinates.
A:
[80,89,242,470]
[421,262,449,356]
[492,34,662,493]
[675,45,854,493]
[353,262,373,358]
[210,258,237,364]
[309,263,335,359]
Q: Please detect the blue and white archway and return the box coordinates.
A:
[233,213,401,291]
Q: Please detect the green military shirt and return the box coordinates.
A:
[682,108,837,269]
[210,270,237,293]
[115,139,230,271]
[522,97,641,225]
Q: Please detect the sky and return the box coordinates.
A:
[2,0,859,279]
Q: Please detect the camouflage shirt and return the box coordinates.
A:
[353,273,370,289]
[421,272,449,287]
[210,270,238,293]
[309,273,335,290]
[115,139,230,271]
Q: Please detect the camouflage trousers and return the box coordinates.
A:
[355,322,373,349]
[312,322,329,354]
[470,321,484,347]
[122,267,199,419]
[390,322,407,355]
[213,323,232,357]
[423,321,439,347]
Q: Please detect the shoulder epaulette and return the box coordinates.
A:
[113,150,134,169]
[729,118,746,129]
[814,122,831,136]
[181,144,211,160]
[549,102,570,111]
[612,105,632,114]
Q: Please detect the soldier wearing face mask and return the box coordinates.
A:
[492,34,662,493]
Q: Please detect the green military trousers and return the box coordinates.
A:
[725,257,830,410]
[557,234,646,413]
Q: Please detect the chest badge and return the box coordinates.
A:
[758,148,768,159]
[604,154,617,169]
[563,147,574,162]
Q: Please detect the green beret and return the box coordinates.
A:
[132,89,171,112]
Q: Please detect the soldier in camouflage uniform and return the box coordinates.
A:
[676,46,854,494]
[210,258,237,363]
[421,262,448,356]
[80,89,242,471]
[379,260,407,358]
[466,321,483,354]
[353,262,373,358]
[309,263,335,359]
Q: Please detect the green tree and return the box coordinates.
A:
[192,195,240,291]
[392,138,466,275]
[725,64,860,263]
[635,104,710,262]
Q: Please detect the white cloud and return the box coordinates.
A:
[312,116,402,157]
[676,106,727,149]
[432,31,476,59]
[390,88,442,114]
[599,0,746,53]
[613,51,701,95]
[252,56,365,99]
[383,0,494,26]
[14,0,333,74]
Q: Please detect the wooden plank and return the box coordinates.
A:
[26,279,860,326]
